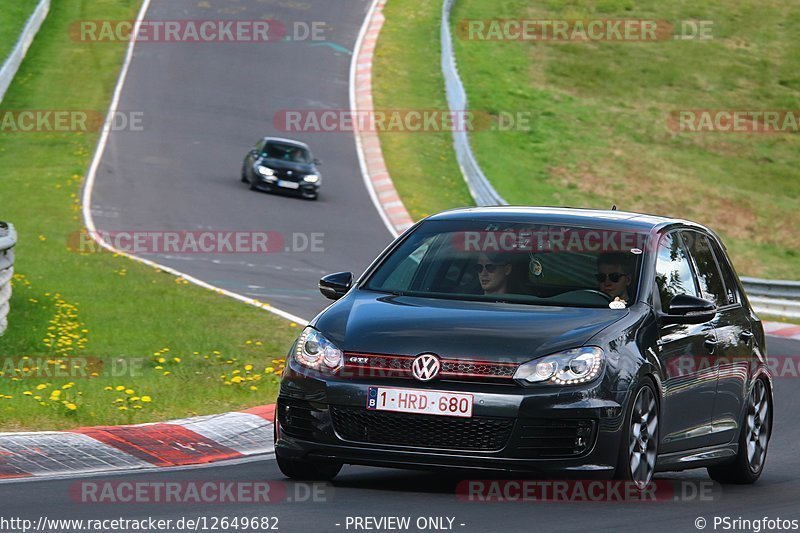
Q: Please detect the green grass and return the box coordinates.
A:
[0,0,298,431]
[0,0,39,64]
[376,0,800,279]
[373,0,474,220]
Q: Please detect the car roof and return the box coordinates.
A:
[425,206,706,233]
[261,137,311,150]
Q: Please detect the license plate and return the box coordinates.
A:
[277,180,299,189]
[367,386,473,418]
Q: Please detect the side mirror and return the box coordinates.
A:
[662,294,717,325]
[313,158,322,166]
[319,272,353,300]
[249,149,259,157]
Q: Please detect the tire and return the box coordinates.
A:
[276,455,342,481]
[241,168,248,183]
[615,379,659,490]
[248,177,259,191]
[708,378,771,484]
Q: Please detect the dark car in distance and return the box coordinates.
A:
[275,207,772,488]
[241,137,321,200]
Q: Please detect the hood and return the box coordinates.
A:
[313,290,629,363]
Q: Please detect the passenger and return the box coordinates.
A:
[475,252,512,295]
[596,252,632,302]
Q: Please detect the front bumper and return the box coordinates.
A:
[275,364,627,476]
[254,176,319,197]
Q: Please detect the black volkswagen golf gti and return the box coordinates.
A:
[275,207,772,488]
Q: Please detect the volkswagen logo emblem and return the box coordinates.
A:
[412,353,440,382]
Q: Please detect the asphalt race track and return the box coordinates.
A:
[90,0,391,321]
[4,1,799,532]
[2,337,799,533]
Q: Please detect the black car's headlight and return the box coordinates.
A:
[292,327,343,373]
[302,174,320,183]
[513,347,604,386]
[257,165,275,177]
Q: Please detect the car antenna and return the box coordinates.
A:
[611,204,617,211]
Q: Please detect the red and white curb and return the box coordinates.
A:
[0,405,274,481]
[351,0,415,239]
[764,321,800,341]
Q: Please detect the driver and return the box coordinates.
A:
[596,252,632,302]
[475,252,512,295]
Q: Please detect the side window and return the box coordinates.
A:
[655,233,699,313]
[709,240,740,305]
[683,232,727,307]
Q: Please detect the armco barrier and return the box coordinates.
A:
[0,0,50,104]
[441,0,506,206]
[0,222,16,335]
[743,278,800,319]
[440,0,798,318]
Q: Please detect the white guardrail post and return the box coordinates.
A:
[0,222,16,336]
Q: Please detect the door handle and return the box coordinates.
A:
[740,330,754,342]
[704,338,718,354]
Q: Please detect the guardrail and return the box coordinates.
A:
[742,278,800,319]
[0,222,17,336]
[0,0,51,104]
[441,0,507,206]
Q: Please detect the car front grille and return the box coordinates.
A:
[342,352,518,382]
[330,406,514,451]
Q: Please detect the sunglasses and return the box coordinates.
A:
[474,263,503,274]
[596,272,627,283]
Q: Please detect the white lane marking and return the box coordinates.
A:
[79,0,308,325]
[349,0,400,240]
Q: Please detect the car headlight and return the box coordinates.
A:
[257,165,275,177]
[303,174,320,183]
[292,327,342,373]
[513,347,604,386]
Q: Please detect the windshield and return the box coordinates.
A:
[262,142,311,164]
[364,220,648,308]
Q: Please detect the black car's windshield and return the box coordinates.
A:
[365,220,648,308]
[262,142,312,164]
